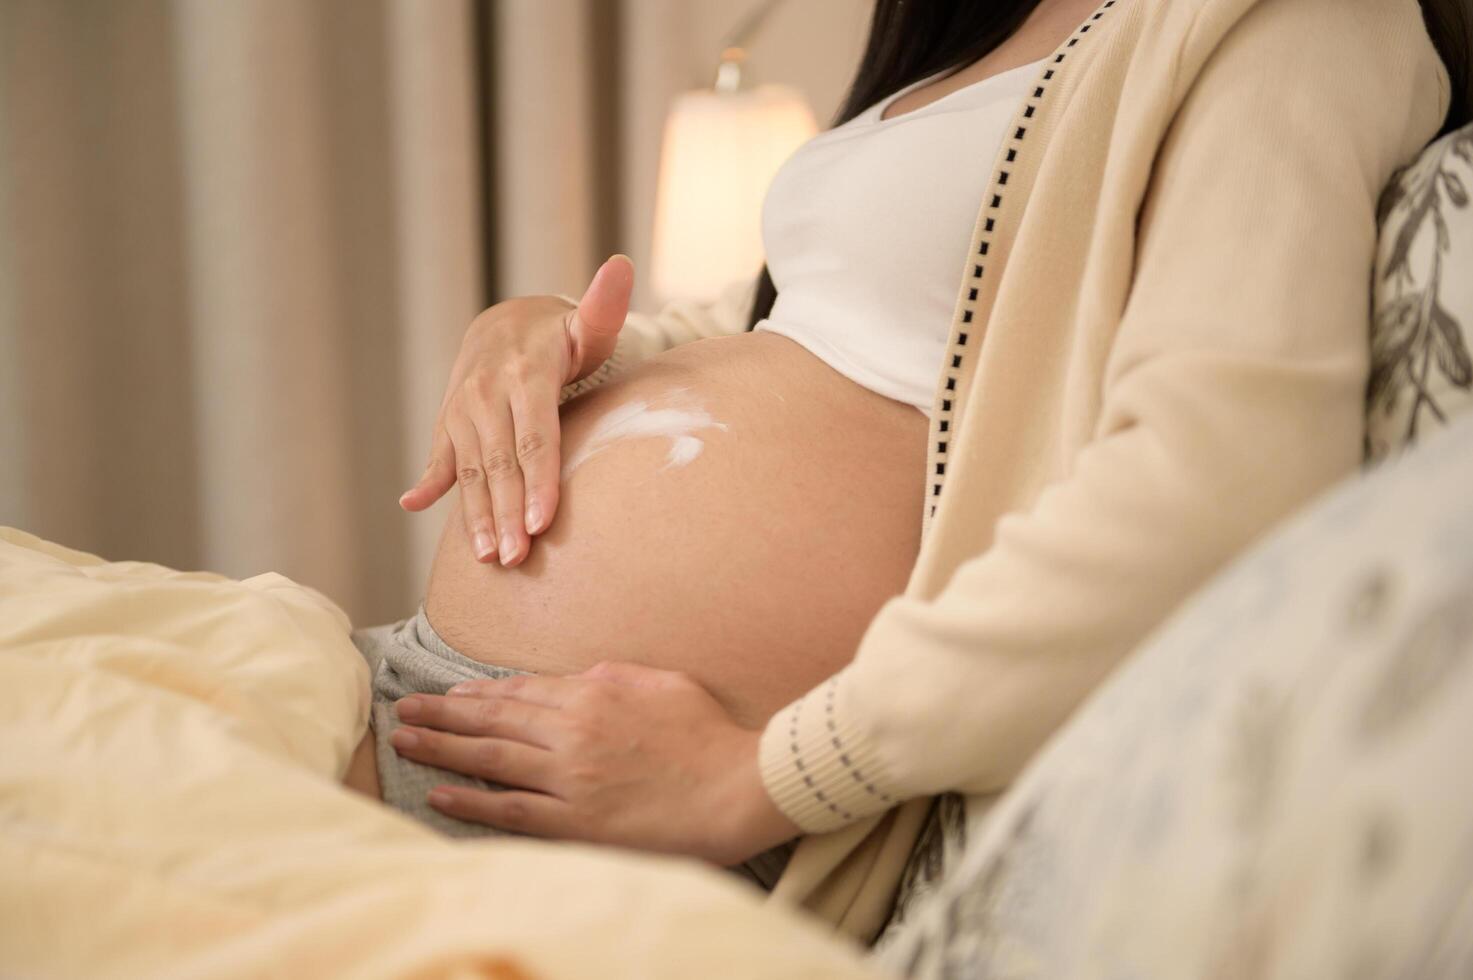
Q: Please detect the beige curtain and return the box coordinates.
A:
[0,0,866,624]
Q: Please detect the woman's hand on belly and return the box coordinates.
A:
[398,255,636,567]
[387,661,801,865]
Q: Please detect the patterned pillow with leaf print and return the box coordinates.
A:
[1366,121,1473,461]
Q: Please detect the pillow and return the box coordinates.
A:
[1366,121,1473,462]
[873,410,1473,978]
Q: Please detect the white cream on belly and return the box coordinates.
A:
[561,389,728,480]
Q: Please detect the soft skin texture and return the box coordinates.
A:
[424,329,928,730]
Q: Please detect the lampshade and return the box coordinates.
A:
[650,84,817,305]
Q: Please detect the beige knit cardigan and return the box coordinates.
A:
[558,0,1450,943]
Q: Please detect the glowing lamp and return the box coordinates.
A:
[649,4,817,304]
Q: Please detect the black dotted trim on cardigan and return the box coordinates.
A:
[785,677,894,822]
[825,679,895,806]
[925,0,1120,523]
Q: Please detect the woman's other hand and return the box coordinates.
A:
[387,662,801,866]
[398,254,635,566]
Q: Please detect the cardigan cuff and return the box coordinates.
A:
[757,675,902,834]
[558,344,628,405]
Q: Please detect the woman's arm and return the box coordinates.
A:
[556,273,759,404]
[758,0,1453,833]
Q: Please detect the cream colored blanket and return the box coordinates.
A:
[0,528,878,979]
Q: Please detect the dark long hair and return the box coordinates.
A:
[742,0,1473,332]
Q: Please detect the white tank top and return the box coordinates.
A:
[752,58,1045,415]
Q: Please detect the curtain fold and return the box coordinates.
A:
[0,0,865,623]
[173,0,365,608]
[385,0,485,596]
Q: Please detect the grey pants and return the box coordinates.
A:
[351,608,797,891]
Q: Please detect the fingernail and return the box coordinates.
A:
[499,532,520,565]
[447,682,473,696]
[428,789,452,808]
[395,696,422,721]
[473,531,495,560]
[390,728,419,750]
[399,490,414,506]
[525,500,543,534]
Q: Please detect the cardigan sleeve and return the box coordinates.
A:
[757,0,1451,833]
[555,273,759,404]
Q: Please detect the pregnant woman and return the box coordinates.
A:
[344,0,1464,940]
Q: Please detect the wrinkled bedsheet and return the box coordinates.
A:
[0,528,879,979]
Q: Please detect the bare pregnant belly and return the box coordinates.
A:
[423,330,928,726]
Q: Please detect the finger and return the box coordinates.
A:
[390,726,556,791]
[444,408,497,562]
[565,254,633,383]
[427,785,574,838]
[507,376,561,536]
[445,674,577,709]
[394,693,560,748]
[399,419,457,511]
[464,394,530,567]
